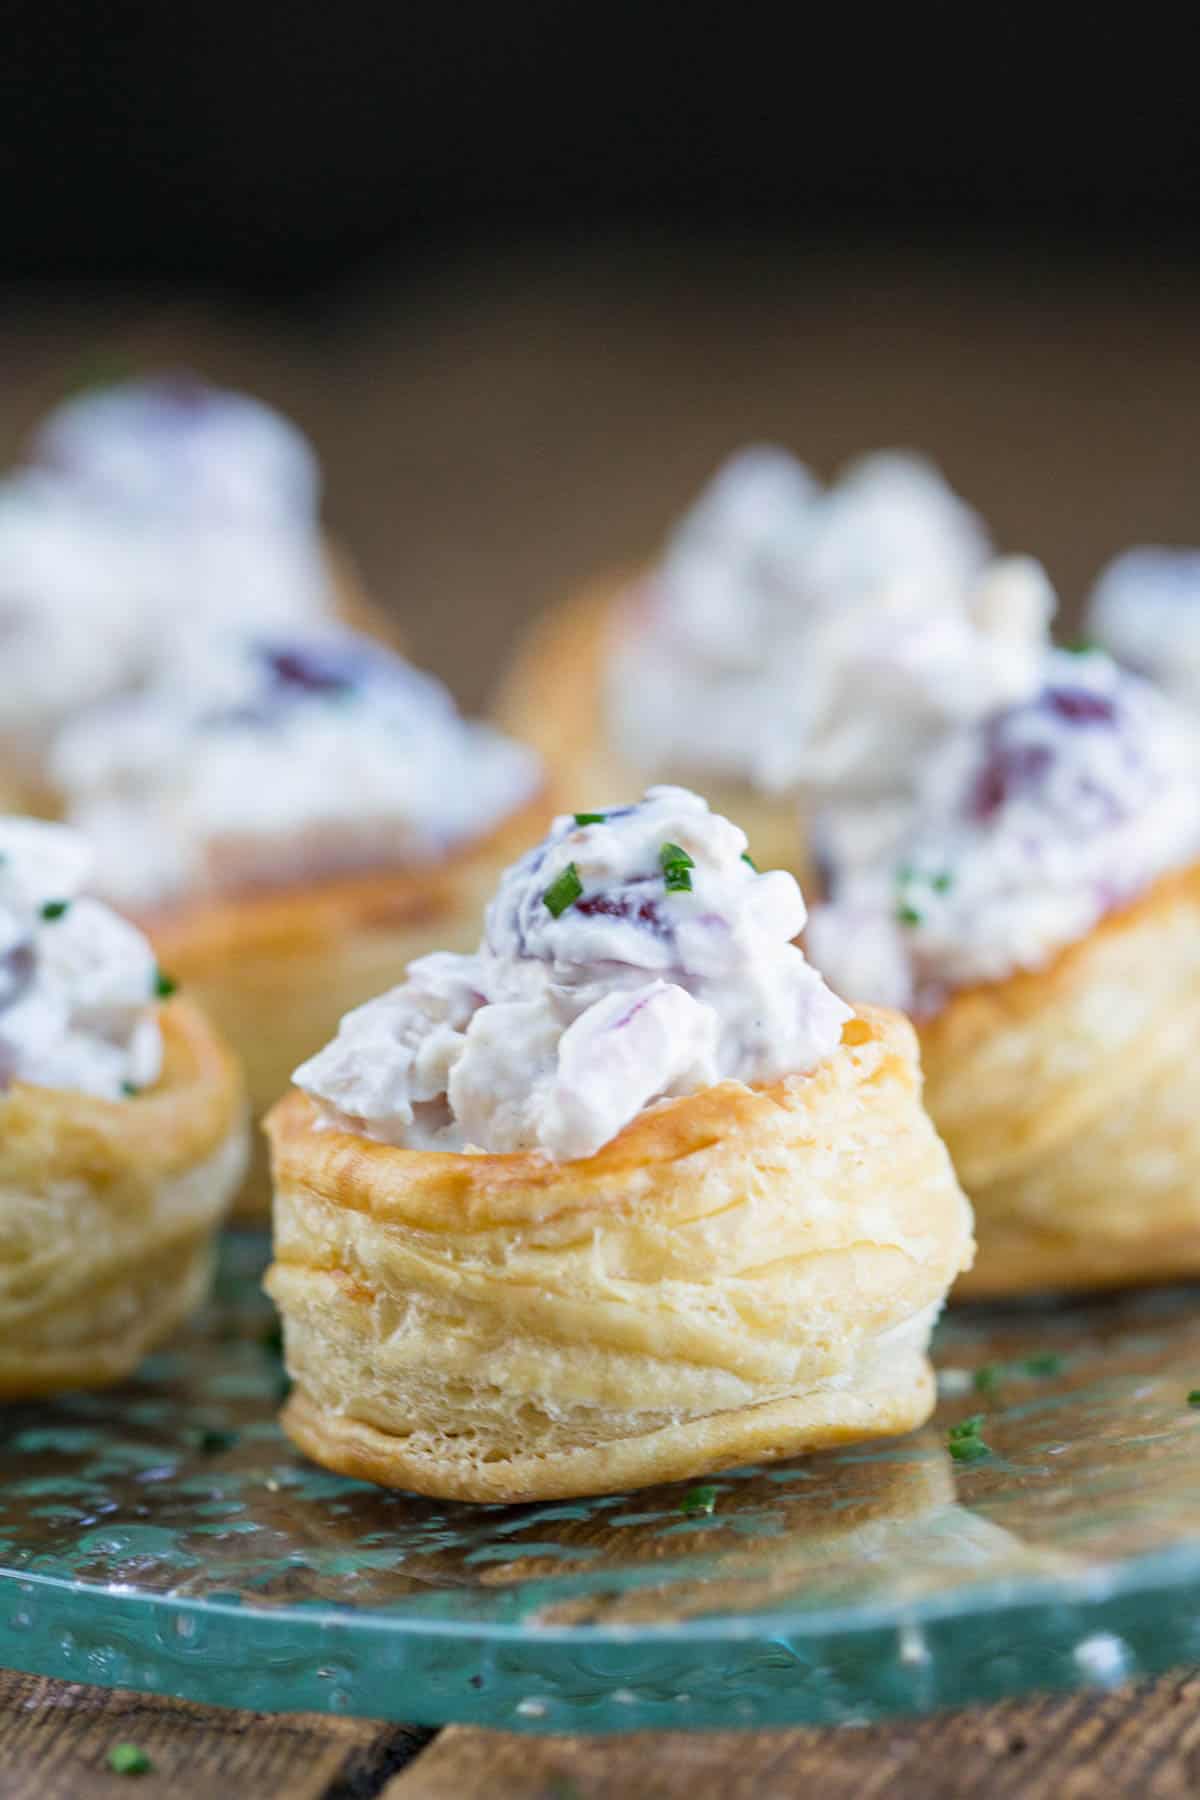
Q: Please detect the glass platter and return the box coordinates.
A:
[2,1233,1200,1734]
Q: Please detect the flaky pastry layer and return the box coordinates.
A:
[494,576,811,882]
[0,998,247,1396]
[919,860,1200,1296]
[265,1006,973,1502]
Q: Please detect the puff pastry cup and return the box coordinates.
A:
[143,792,550,1218]
[921,861,1200,1299]
[0,998,247,1398]
[265,1006,974,1503]
[496,578,812,884]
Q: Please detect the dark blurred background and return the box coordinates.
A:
[1,5,1199,697]
[5,5,1198,294]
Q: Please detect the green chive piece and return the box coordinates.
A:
[949,1435,991,1462]
[1065,637,1099,655]
[896,904,923,926]
[973,1364,1001,1395]
[573,812,608,826]
[154,969,179,999]
[679,1483,718,1516]
[932,871,953,894]
[121,1081,140,1099]
[107,1744,153,1776]
[741,851,758,870]
[660,842,695,893]
[949,1414,985,1439]
[1188,1391,1200,1408]
[260,1319,284,1356]
[40,899,70,921]
[1019,1352,1063,1378]
[542,863,583,917]
[191,1427,238,1455]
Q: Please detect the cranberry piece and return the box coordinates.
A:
[575,895,626,919]
[0,942,35,1014]
[969,743,1054,821]
[262,645,359,698]
[574,893,664,927]
[1045,687,1117,725]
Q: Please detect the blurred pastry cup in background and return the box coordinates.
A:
[265,787,972,1503]
[496,445,1055,885]
[806,648,1200,1297]
[0,373,395,818]
[0,819,247,1398]
[53,627,548,1217]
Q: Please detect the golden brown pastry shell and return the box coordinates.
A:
[495,575,811,882]
[264,1006,973,1502]
[917,859,1200,1297]
[0,997,247,1398]
[140,789,551,1218]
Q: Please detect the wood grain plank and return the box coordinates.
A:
[0,1667,430,1800]
[384,1673,1200,1800]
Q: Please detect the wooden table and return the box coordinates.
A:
[3,243,1200,1794]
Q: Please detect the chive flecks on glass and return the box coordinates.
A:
[896,904,923,927]
[679,1483,718,1516]
[154,969,179,1000]
[121,1081,140,1098]
[542,862,583,917]
[741,850,758,870]
[973,1353,1063,1395]
[40,899,70,921]
[660,842,695,893]
[107,1744,153,1776]
[573,812,608,826]
[191,1426,239,1455]
[932,871,954,894]
[948,1414,992,1462]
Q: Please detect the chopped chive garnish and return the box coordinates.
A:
[949,1435,991,1463]
[896,904,923,927]
[741,851,758,870]
[948,1413,992,1461]
[1189,1391,1200,1408]
[542,863,583,917]
[973,1353,1062,1395]
[573,812,608,826]
[190,1426,239,1454]
[154,969,179,999]
[679,1483,718,1516]
[107,1743,153,1776]
[660,842,695,893]
[40,899,70,921]
[932,871,953,894]
[121,1081,140,1098]
[1065,637,1099,655]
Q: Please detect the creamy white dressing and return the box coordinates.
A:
[0,472,156,772]
[32,374,320,523]
[0,379,343,781]
[295,786,852,1162]
[53,628,541,909]
[606,447,1055,839]
[0,818,163,1099]
[1087,547,1200,711]
[805,650,1200,1015]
